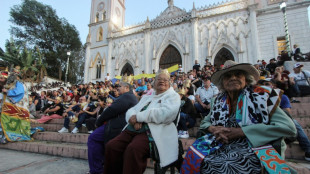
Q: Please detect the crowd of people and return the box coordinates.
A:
[1,54,310,173]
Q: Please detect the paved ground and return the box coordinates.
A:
[0,149,154,174]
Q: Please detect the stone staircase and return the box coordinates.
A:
[1,97,310,173]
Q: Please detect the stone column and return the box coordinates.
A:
[84,40,91,83]
[248,4,260,64]
[107,37,113,77]
[144,18,151,73]
[191,11,199,68]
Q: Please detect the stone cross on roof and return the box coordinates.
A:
[168,0,174,7]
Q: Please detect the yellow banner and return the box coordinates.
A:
[114,64,179,80]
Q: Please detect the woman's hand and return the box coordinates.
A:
[208,126,245,144]
[129,115,137,125]
[134,123,142,130]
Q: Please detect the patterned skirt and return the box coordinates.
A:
[200,138,261,174]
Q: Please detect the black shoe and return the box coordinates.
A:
[291,99,300,103]
[305,152,310,161]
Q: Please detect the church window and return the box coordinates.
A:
[277,36,287,55]
[95,12,99,22]
[102,11,106,20]
[97,27,103,41]
[159,45,182,69]
[96,60,102,79]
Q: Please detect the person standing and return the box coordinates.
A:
[292,44,302,61]
[193,60,201,72]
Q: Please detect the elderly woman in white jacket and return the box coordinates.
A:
[104,69,181,174]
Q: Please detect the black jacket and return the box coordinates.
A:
[181,96,199,119]
[96,91,138,144]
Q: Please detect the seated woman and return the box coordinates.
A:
[104,69,181,174]
[177,88,198,139]
[181,60,297,174]
[33,97,64,123]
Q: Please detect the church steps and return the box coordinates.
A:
[1,96,309,171]
[32,131,89,144]
[293,118,310,129]
[287,160,310,174]
[32,123,89,133]
[294,97,310,103]
[0,141,87,159]
[286,142,307,160]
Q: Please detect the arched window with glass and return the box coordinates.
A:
[96,60,102,79]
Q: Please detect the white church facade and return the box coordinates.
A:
[84,0,310,83]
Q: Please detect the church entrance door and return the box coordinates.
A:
[159,45,182,69]
[121,63,134,76]
[214,47,234,69]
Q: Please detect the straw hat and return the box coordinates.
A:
[211,60,260,86]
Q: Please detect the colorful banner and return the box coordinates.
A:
[1,102,31,142]
[113,64,179,83]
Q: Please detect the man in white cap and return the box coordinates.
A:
[289,63,310,97]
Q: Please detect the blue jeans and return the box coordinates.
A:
[63,111,75,129]
[64,112,93,129]
[194,103,210,116]
[177,112,196,131]
[294,119,310,153]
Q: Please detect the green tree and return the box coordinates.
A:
[1,38,23,66]
[9,0,83,83]
[0,39,38,81]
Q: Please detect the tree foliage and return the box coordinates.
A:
[8,0,83,84]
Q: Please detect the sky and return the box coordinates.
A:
[0,0,309,50]
[0,0,226,50]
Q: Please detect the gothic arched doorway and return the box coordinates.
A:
[159,45,182,69]
[121,63,134,76]
[214,47,234,69]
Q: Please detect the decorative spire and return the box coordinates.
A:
[168,0,174,7]
[193,2,196,10]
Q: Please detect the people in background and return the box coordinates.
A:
[182,60,296,173]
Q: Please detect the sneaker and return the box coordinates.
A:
[179,131,189,139]
[178,130,183,138]
[305,152,310,161]
[88,130,94,134]
[58,127,69,133]
[71,127,79,134]
[291,99,300,103]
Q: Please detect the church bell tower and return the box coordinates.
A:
[84,0,125,82]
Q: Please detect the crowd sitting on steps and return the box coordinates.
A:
[25,58,310,173]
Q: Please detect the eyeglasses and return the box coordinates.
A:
[156,78,169,82]
[222,70,245,79]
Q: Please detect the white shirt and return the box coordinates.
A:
[289,70,310,86]
[195,84,219,103]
